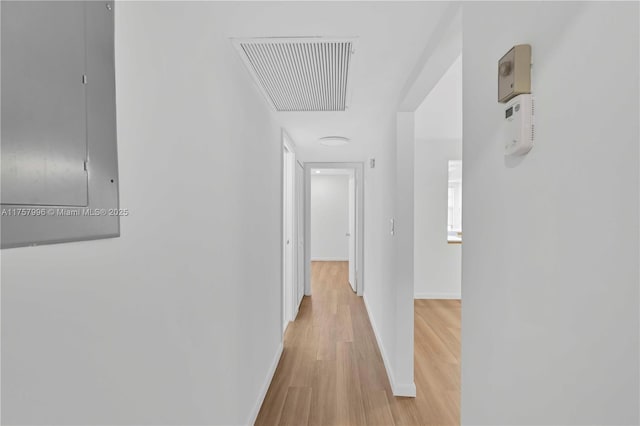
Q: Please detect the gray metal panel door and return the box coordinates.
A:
[1,1,88,206]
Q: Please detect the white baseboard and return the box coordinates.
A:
[362,295,416,398]
[394,382,417,396]
[246,342,284,426]
[414,292,461,300]
[311,257,349,262]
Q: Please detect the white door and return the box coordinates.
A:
[296,162,305,304]
[348,173,356,292]
[283,144,295,332]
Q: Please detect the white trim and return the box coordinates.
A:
[363,295,417,397]
[394,382,418,397]
[246,343,284,426]
[311,257,349,262]
[282,132,297,336]
[295,161,305,313]
[414,292,461,300]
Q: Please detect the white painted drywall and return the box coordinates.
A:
[462,2,639,424]
[393,112,417,395]
[414,55,462,299]
[399,5,461,112]
[1,3,283,425]
[414,139,462,299]
[414,55,462,140]
[311,174,349,261]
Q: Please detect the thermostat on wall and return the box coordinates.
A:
[504,94,534,156]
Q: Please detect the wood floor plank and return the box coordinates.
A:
[336,342,366,425]
[255,261,461,426]
[254,348,295,426]
[387,394,424,426]
[278,387,312,426]
[336,303,354,342]
[289,345,317,388]
[309,360,337,426]
[362,389,395,426]
[316,312,337,361]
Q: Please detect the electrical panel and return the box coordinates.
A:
[2,2,88,207]
[1,1,119,248]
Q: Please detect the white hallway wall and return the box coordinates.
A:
[311,175,349,261]
[414,55,462,141]
[1,3,283,425]
[414,55,462,299]
[462,2,639,424]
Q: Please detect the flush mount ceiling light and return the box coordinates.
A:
[318,136,350,146]
[232,37,357,112]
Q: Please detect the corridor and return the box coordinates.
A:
[2,2,637,424]
[255,261,461,425]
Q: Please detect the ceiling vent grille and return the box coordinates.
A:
[233,37,356,112]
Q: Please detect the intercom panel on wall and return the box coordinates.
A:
[498,44,531,103]
[1,1,120,248]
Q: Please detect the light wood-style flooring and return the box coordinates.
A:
[255,261,460,426]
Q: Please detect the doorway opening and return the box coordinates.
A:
[304,163,364,297]
[411,52,462,419]
[413,54,462,299]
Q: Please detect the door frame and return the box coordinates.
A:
[282,131,297,336]
[304,162,364,297]
[295,160,305,310]
[347,170,356,291]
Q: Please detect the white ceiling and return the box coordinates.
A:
[219,2,451,158]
